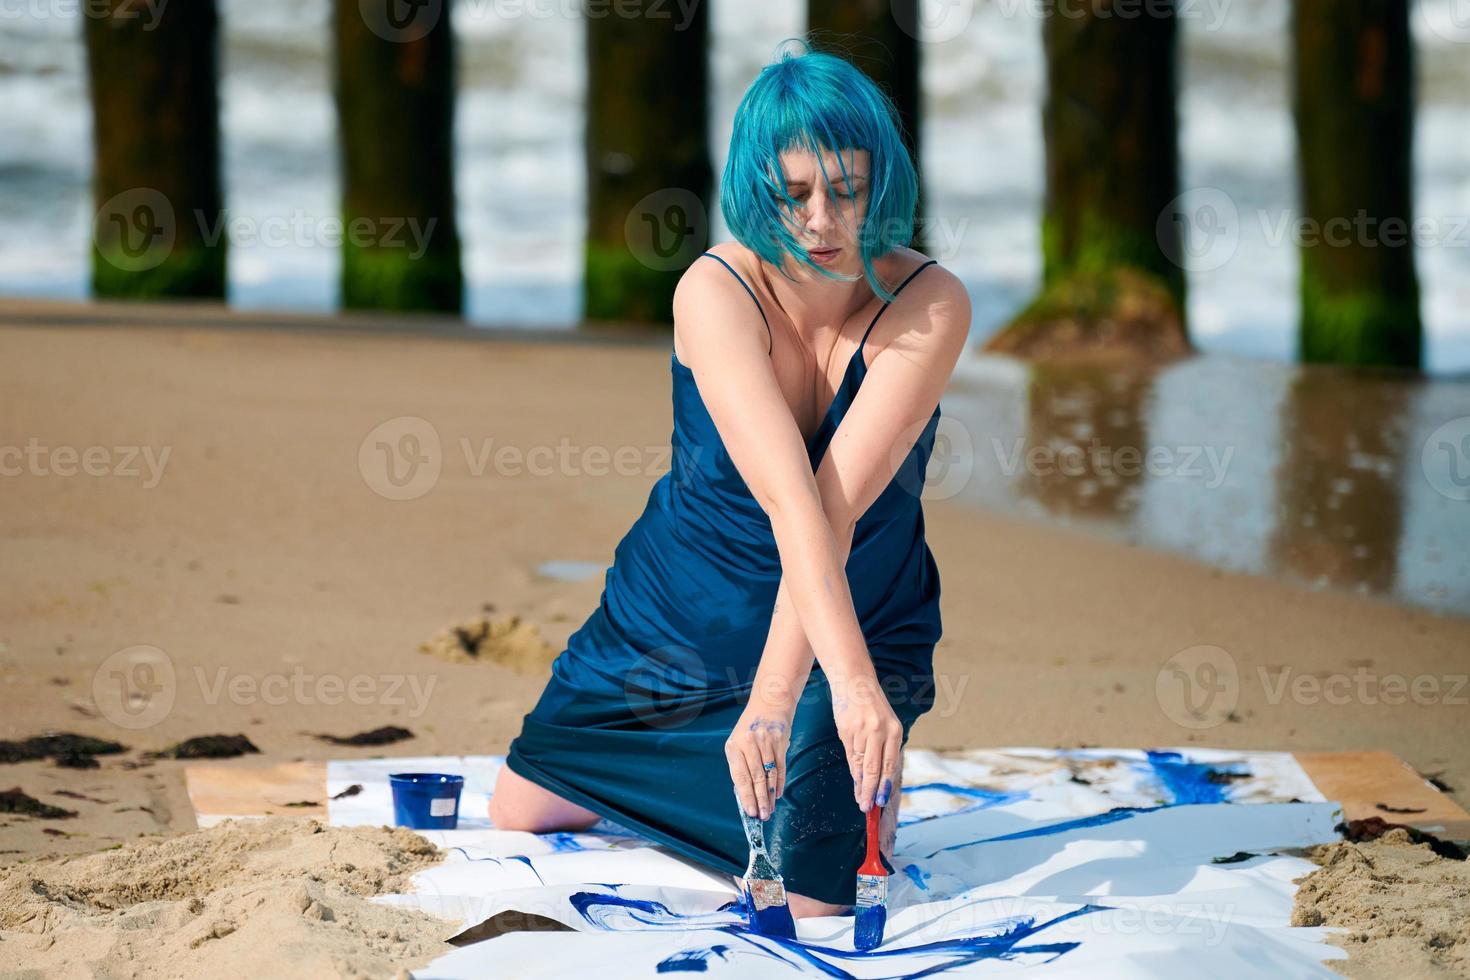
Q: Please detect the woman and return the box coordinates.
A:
[491,42,971,918]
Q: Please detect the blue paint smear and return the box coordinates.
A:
[902,782,1029,816]
[446,847,547,885]
[656,945,731,972]
[902,864,931,892]
[1143,750,1247,805]
[922,804,1170,858]
[569,891,746,931]
[574,890,1105,977]
[545,831,588,852]
[718,905,1101,977]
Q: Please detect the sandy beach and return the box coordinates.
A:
[2,302,1468,975]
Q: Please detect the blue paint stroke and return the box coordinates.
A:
[569,892,746,931]
[898,783,1030,826]
[921,804,1170,858]
[656,945,732,972]
[1142,750,1248,805]
[574,891,1104,977]
[546,831,588,852]
[902,864,931,892]
[903,782,1028,808]
[720,905,1101,977]
[446,847,547,885]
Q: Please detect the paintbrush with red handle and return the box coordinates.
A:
[853,802,888,950]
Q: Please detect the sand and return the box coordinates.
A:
[1293,829,1470,978]
[417,613,559,674]
[0,815,454,978]
[2,300,1469,976]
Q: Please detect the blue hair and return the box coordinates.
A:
[719,39,919,302]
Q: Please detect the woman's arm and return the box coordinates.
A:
[734,512,857,818]
[672,261,871,684]
[673,257,971,815]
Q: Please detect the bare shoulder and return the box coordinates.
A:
[672,244,769,367]
[882,250,972,357]
[676,242,753,294]
[673,242,759,311]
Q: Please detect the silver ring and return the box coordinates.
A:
[762,761,777,772]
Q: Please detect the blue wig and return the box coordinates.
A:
[719,39,919,302]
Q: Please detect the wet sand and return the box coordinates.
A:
[1,301,1467,969]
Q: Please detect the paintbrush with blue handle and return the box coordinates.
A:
[733,787,797,939]
[853,802,888,950]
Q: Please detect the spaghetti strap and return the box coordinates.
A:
[860,258,938,348]
[699,251,773,355]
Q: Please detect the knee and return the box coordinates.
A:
[488,775,547,832]
[488,770,600,833]
[787,892,853,920]
[487,791,531,831]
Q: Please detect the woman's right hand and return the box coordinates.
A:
[726,695,796,821]
[830,671,903,813]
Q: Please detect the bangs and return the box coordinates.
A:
[719,42,919,301]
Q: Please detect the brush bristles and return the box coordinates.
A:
[853,902,887,951]
[853,873,888,951]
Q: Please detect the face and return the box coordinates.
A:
[773,146,871,276]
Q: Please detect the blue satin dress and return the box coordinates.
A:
[504,252,943,905]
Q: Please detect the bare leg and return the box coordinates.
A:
[787,750,905,919]
[489,764,602,833]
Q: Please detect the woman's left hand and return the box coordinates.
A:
[830,670,903,813]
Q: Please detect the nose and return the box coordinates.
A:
[802,188,839,240]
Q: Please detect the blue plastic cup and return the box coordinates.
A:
[389,772,464,830]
